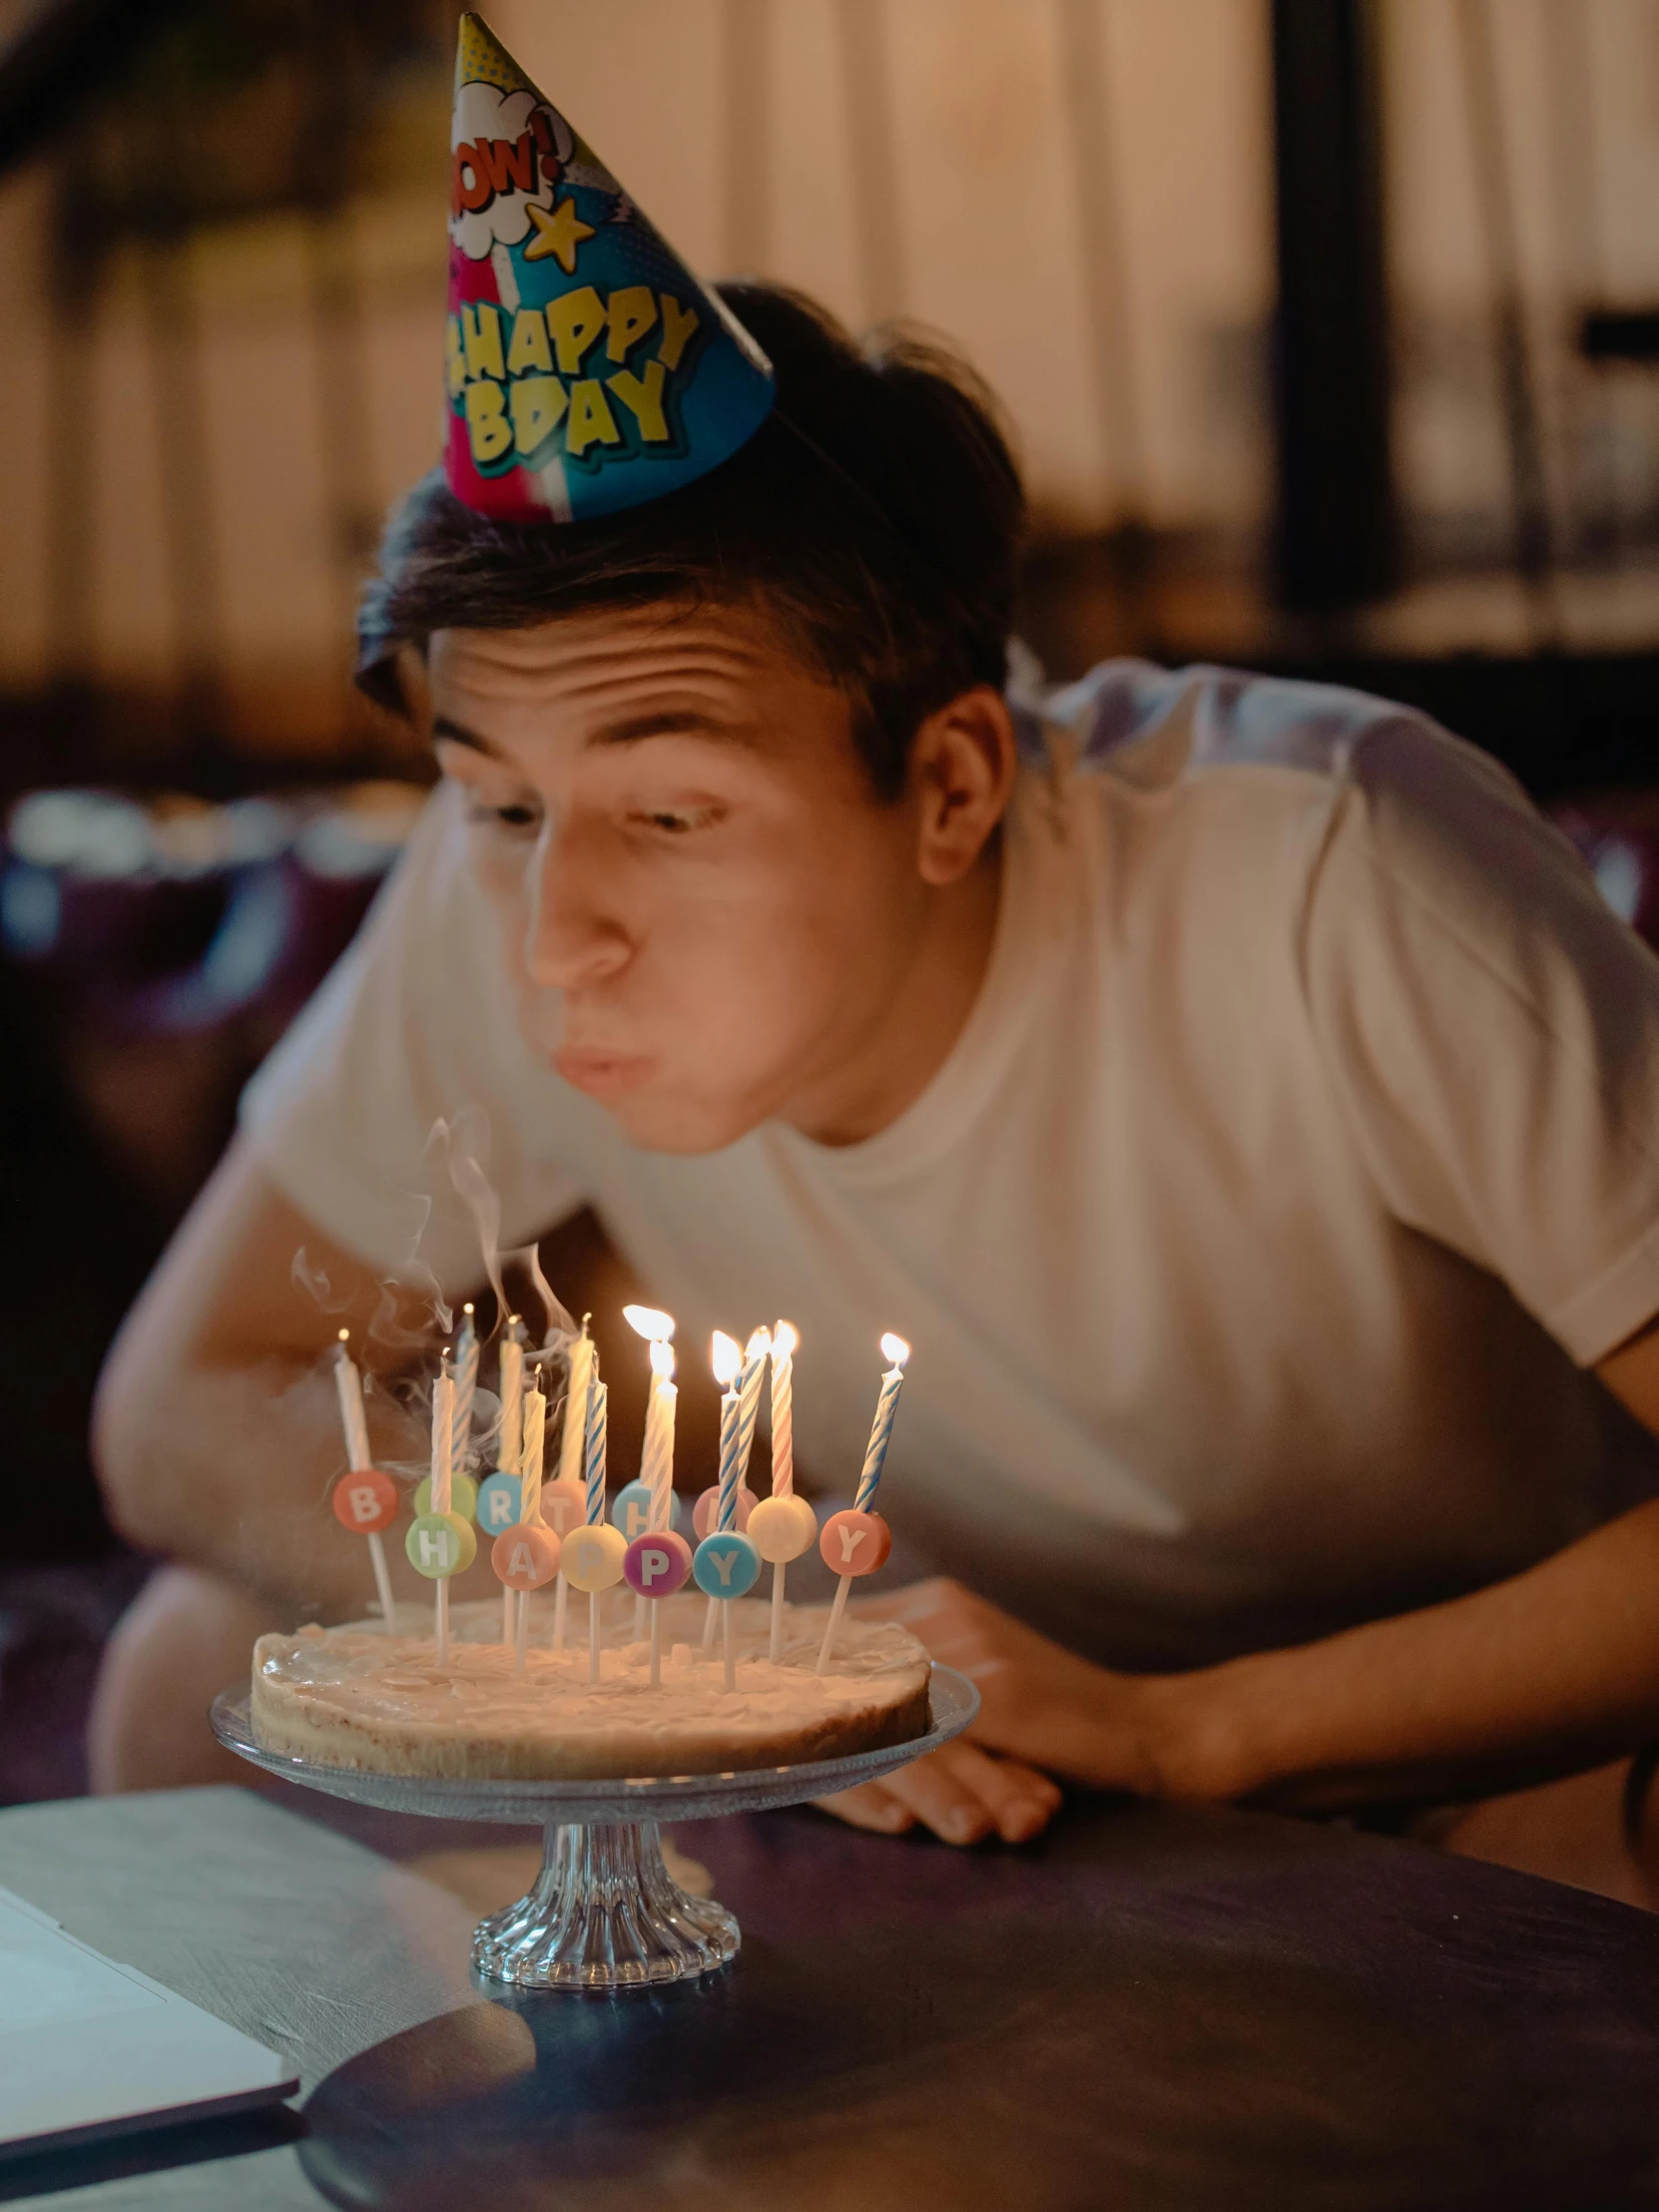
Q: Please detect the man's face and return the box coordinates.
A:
[428,601,936,1153]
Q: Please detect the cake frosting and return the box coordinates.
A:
[251,1594,931,1780]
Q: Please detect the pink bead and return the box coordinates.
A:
[491,1524,560,1589]
[623,1528,693,1597]
[692,1483,758,1538]
[331,1468,398,1535]
[537,1477,588,1537]
[819,1508,890,1578]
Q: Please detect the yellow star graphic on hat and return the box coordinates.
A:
[523,195,595,275]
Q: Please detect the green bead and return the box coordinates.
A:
[413,1471,478,1523]
[405,1511,476,1579]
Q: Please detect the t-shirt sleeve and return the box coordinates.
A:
[239,785,587,1289]
[1305,718,1659,1367]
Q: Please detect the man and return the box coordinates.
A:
[90,31,1659,1901]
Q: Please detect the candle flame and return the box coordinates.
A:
[744,1325,772,1363]
[337,1327,350,1346]
[771,1319,799,1360]
[623,1304,677,1343]
[650,1338,676,1382]
[712,1331,743,1386]
[880,1332,910,1369]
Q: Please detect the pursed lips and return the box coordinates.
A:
[552,1045,657,1099]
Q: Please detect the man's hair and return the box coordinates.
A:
[356,282,1024,799]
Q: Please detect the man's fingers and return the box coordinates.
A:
[872,1741,1062,1846]
[814,1780,916,1834]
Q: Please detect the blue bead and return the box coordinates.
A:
[692,1530,762,1600]
[475,1471,523,1536]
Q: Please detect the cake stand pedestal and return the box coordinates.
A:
[211,1663,976,1992]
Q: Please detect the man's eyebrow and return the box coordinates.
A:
[431,714,503,758]
[590,709,751,748]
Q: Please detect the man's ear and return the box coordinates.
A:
[911,686,1019,887]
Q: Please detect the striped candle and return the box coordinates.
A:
[520,1382,546,1520]
[430,1366,456,1517]
[643,1340,677,1528]
[497,1318,525,1475]
[853,1334,910,1511]
[583,1374,608,1527]
[715,1382,743,1530]
[769,1321,797,1497]
[735,1328,770,1483]
[449,1306,478,1477]
[559,1323,595,1492]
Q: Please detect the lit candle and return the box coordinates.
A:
[584,1370,608,1683]
[330,1331,397,1632]
[817,1334,909,1674]
[702,1332,745,1651]
[623,1306,679,1645]
[770,1319,796,1498]
[764,1320,808,1664]
[450,1305,479,1480]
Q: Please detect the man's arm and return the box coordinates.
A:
[826,1318,1659,1845]
[94,1133,434,1620]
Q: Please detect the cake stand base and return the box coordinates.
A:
[211,1665,976,1997]
[472,1820,740,1989]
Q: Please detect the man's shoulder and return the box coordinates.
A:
[1028,656,1493,808]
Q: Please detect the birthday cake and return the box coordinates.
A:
[251,1594,930,1780]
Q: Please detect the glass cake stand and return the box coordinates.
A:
[211,1663,977,1992]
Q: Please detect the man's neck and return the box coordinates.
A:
[781,832,1005,1148]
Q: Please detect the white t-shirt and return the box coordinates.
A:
[242,660,1659,1668]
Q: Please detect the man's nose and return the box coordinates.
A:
[524,816,632,989]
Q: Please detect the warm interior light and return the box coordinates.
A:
[712,1331,743,1386]
[772,1319,799,1360]
[744,1325,772,1364]
[880,1332,911,1369]
[650,1338,676,1382]
[623,1304,677,1342]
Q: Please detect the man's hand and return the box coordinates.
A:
[815,1577,1197,1847]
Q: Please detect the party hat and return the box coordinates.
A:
[444,14,775,523]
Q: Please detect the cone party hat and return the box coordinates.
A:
[444,14,775,522]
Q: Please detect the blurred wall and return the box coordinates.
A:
[4,0,1659,753]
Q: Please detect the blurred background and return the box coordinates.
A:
[3,0,1659,1800]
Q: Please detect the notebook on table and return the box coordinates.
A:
[0,1883,298,2157]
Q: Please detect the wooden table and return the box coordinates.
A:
[2,1782,1658,2209]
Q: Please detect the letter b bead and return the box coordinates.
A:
[818,1508,890,1578]
[331,1469,397,1534]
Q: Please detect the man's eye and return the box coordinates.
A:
[466,798,540,831]
[631,806,717,835]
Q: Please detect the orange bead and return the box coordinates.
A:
[819,1508,890,1579]
[491,1523,560,1589]
[331,1468,398,1536]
